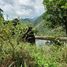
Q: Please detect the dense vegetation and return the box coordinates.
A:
[43,0,67,35]
[1,43,67,67]
[0,0,67,67]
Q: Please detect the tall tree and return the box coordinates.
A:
[43,0,67,35]
[0,8,4,26]
[0,8,3,17]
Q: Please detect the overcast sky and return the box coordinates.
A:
[0,0,45,20]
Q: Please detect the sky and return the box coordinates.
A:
[0,0,45,20]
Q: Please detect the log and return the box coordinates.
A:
[35,36,67,41]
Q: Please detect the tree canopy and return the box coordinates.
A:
[43,0,67,35]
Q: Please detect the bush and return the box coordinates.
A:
[0,41,67,67]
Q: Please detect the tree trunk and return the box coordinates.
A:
[63,14,67,36]
[35,36,67,41]
[65,22,67,36]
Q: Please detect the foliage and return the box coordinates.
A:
[0,41,67,67]
[0,7,67,67]
[34,20,65,36]
[43,0,67,34]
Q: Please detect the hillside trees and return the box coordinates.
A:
[43,0,67,35]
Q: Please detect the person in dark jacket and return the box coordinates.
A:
[22,27,35,44]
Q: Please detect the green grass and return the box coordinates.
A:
[0,17,67,67]
[0,41,67,67]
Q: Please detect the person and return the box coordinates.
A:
[22,27,35,44]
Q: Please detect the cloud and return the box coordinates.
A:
[0,0,45,20]
[2,0,14,5]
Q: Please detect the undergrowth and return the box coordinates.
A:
[0,41,67,67]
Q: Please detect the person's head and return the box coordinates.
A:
[28,27,32,30]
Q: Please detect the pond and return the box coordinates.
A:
[35,39,67,46]
[35,39,51,47]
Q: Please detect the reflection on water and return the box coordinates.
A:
[35,39,50,47]
[35,39,67,46]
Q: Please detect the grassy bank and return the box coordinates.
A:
[0,41,67,67]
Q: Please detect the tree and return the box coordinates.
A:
[43,0,67,35]
[0,8,3,17]
[12,18,19,26]
[0,8,4,26]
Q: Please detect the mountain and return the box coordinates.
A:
[34,15,43,24]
